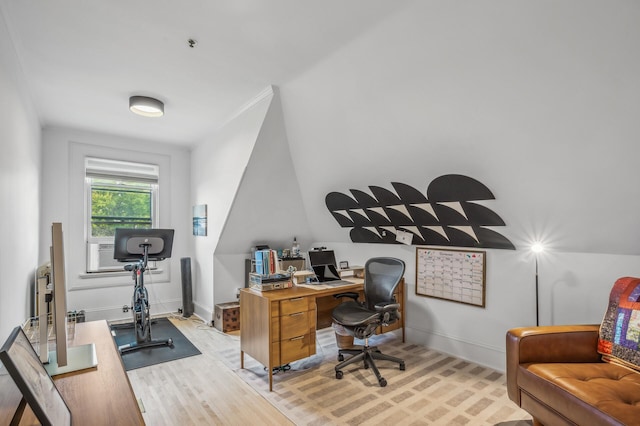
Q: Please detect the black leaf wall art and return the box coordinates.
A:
[325,174,515,250]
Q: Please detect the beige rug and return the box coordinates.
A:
[216,329,532,426]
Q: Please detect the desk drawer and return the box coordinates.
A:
[280,334,312,364]
[280,297,309,315]
[281,311,311,340]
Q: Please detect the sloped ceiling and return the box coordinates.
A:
[281,1,640,255]
[0,0,412,145]
[217,89,312,255]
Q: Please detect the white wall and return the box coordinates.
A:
[190,88,273,320]
[283,1,640,255]
[278,2,640,371]
[191,87,313,321]
[216,88,313,301]
[40,127,191,322]
[0,9,41,341]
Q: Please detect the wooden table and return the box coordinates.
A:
[240,278,404,391]
[1,320,144,425]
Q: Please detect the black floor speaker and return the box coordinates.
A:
[180,257,194,318]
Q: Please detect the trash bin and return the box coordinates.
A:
[332,322,354,349]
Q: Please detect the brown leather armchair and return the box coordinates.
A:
[506,325,640,426]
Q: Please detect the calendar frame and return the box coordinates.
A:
[415,247,486,307]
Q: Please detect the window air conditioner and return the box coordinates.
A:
[86,242,122,272]
[86,242,157,273]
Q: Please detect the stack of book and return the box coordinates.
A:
[251,249,293,291]
[254,249,279,275]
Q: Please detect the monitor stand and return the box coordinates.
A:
[44,343,98,376]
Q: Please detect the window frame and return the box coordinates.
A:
[84,157,160,274]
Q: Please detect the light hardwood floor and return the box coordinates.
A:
[125,316,293,425]
[124,316,528,426]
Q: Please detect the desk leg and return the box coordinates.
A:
[240,350,244,369]
[268,365,273,392]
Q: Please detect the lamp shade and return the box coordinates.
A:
[129,96,164,117]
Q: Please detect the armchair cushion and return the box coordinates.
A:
[598,276,640,371]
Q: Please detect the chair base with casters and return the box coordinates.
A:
[331,257,407,387]
[335,338,405,387]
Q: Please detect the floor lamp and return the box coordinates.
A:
[532,242,544,326]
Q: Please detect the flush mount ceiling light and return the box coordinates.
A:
[129,96,164,117]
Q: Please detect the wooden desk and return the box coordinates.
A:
[240,278,404,391]
[1,320,144,425]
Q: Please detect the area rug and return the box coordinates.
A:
[111,317,201,370]
[215,329,532,425]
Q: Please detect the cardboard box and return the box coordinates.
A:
[214,302,240,332]
[293,270,315,284]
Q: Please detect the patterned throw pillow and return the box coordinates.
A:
[598,277,640,371]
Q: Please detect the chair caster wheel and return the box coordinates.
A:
[168,338,174,346]
[400,363,405,371]
[379,378,387,387]
[364,362,369,369]
[338,354,344,361]
[336,370,343,379]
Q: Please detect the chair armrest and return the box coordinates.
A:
[374,302,400,312]
[506,324,601,405]
[333,292,360,302]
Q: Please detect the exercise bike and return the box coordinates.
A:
[112,228,175,355]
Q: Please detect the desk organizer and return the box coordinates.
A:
[249,272,292,291]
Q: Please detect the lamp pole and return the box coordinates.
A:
[532,242,544,327]
[535,255,539,326]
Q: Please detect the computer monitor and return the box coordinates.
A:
[308,249,337,268]
[43,223,97,377]
[113,228,174,262]
[50,223,67,368]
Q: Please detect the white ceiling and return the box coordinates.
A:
[0,0,410,146]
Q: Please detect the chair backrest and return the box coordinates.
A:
[363,257,406,310]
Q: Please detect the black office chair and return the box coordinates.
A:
[331,257,406,387]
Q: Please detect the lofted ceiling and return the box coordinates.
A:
[0,0,410,146]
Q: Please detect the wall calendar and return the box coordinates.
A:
[415,247,486,307]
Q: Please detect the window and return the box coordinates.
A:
[89,178,154,236]
[85,158,159,272]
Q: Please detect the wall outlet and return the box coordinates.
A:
[122,305,129,313]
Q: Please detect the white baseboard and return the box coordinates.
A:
[406,326,506,372]
[193,301,213,326]
[76,298,182,323]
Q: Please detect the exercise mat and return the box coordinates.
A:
[111,317,201,370]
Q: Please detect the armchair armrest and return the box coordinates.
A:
[506,324,601,404]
